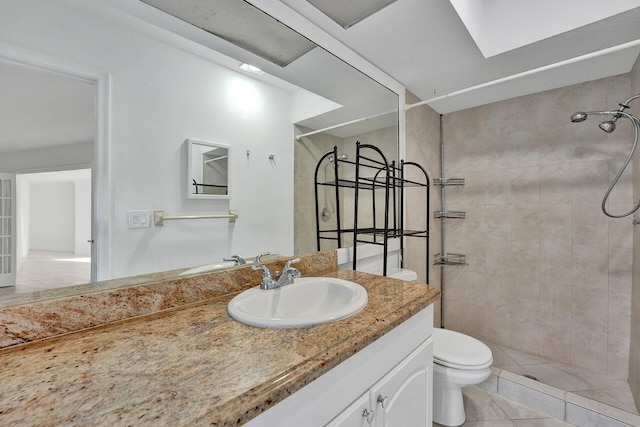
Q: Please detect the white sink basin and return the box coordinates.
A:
[227,277,368,328]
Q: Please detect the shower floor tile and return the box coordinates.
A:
[433,386,574,427]
[484,341,639,416]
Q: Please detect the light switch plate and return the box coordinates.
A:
[128,210,151,228]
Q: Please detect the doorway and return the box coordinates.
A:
[0,56,98,296]
[13,169,92,292]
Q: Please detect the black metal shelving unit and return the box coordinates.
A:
[314,142,430,280]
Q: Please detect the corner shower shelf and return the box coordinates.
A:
[433,177,465,186]
[434,175,466,267]
[434,253,467,266]
[434,211,465,219]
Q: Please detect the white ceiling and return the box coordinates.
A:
[282,0,640,113]
[0,60,95,155]
[2,0,640,156]
[21,168,91,183]
[280,0,640,113]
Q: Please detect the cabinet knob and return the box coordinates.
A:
[362,409,375,424]
[377,394,389,408]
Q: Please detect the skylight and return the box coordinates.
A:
[449,0,640,58]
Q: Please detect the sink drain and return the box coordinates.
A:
[522,374,539,381]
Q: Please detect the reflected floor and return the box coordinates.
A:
[434,386,574,427]
[0,250,90,298]
[484,341,638,416]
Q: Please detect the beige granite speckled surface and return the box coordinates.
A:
[0,252,335,348]
[0,252,439,426]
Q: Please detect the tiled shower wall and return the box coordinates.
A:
[404,90,442,325]
[440,74,635,379]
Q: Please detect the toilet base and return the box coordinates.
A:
[432,364,492,426]
[432,387,465,426]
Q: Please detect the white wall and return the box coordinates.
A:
[30,181,75,252]
[0,0,295,279]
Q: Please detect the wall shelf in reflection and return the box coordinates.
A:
[433,253,467,266]
[434,211,465,219]
[433,178,465,186]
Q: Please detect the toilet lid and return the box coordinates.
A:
[433,328,493,370]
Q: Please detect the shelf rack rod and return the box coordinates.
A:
[154,209,238,226]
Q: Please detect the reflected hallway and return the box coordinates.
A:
[0,250,90,298]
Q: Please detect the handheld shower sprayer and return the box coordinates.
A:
[598,120,616,133]
[327,153,349,163]
[320,150,349,222]
[570,94,640,218]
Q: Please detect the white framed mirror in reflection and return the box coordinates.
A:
[187,139,231,199]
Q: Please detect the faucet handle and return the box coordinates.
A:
[282,258,302,280]
[252,263,270,275]
[223,255,246,265]
[254,252,271,263]
[284,258,301,269]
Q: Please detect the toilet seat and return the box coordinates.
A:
[433,328,493,371]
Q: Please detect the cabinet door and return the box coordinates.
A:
[326,393,374,427]
[370,339,433,427]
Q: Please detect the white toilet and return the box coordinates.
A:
[387,269,493,426]
[432,328,493,426]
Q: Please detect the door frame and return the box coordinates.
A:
[0,44,110,282]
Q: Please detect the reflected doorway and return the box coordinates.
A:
[0,58,96,297]
[14,169,92,293]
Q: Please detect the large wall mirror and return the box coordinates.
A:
[0,0,399,308]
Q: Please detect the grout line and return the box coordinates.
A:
[487,370,640,426]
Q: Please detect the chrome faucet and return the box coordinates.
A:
[222,255,246,265]
[252,258,301,290]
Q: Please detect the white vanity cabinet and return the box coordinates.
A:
[244,305,434,427]
[326,339,432,426]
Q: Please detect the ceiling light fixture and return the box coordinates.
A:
[239,63,264,75]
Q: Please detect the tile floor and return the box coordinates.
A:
[0,250,91,298]
[485,341,639,416]
[433,386,574,427]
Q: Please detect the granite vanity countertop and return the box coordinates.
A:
[0,269,439,426]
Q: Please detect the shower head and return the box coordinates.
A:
[327,153,348,162]
[599,120,616,133]
[569,98,640,218]
[571,110,620,132]
[570,111,588,123]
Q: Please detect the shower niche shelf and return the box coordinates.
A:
[434,253,467,266]
[433,177,465,186]
[434,210,465,219]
